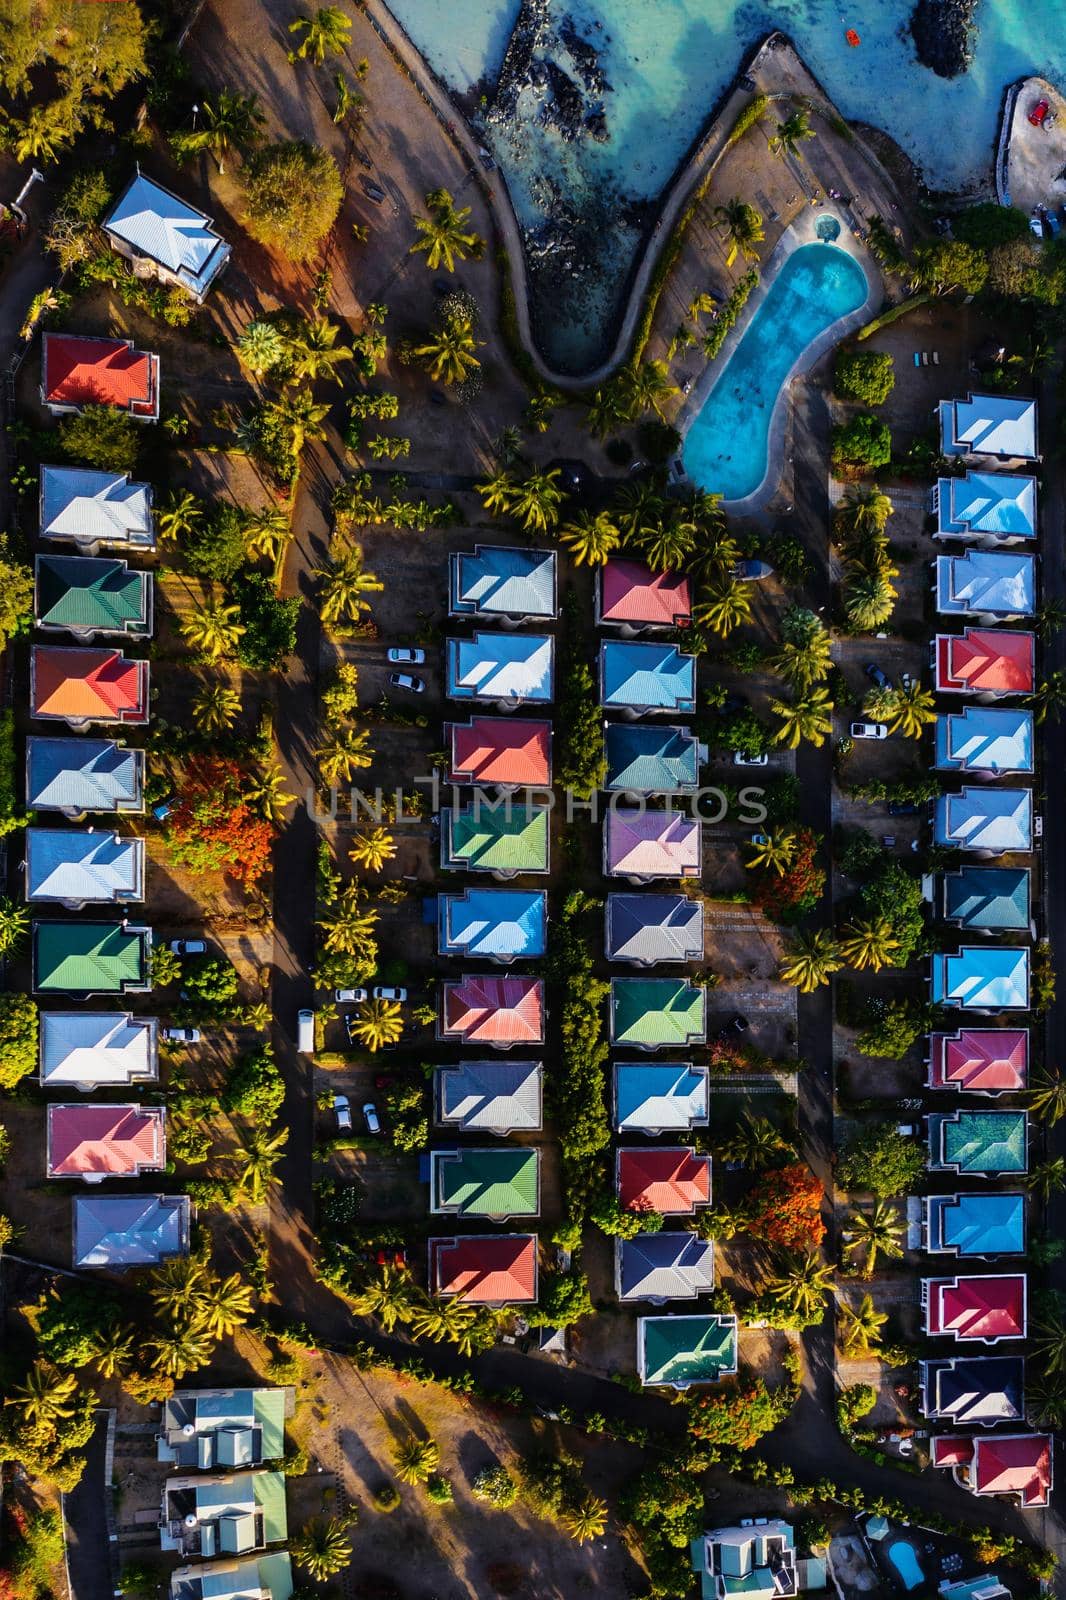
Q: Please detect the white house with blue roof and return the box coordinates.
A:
[934,550,1035,621]
[446,631,553,705]
[933,788,1032,854]
[690,1520,820,1599]
[931,470,1037,543]
[600,641,696,714]
[448,545,557,620]
[73,1192,190,1268]
[605,893,704,965]
[40,1012,157,1089]
[930,947,1030,1012]
[436,889,547,962]
[935,707,1034,777]
[940,866,1031,932]
[26,737,144,816]
[616,1232,715,1303]
[26,828,144,907]
[170,1553,293,1600]
[40,465,154,554]
[158,1387,292,1469]
[938,393,1038,463]
[614,1062,709,1134]
[104,169,231,302]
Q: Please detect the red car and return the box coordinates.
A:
[1029,98,1050,127]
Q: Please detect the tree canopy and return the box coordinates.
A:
[241,141,343,262]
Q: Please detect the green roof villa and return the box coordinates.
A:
[637,1314,738,1389]
[928,1110,1028,1177]
[428,1147,539,1220]
[439,804,550,876]
[35,553,152,639]
[33,920,151,996]
[610,978,706,1050]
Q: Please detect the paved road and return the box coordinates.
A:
[61,1411,117,1600]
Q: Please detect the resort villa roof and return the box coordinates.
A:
[449,545,557,619]
[616,1146,711,1214]
[935,707,1034,776]
[446,630,554,704]
[616,1232,715,1303]
[599,640,696,713]
[36,554,152,637]
[923,1273,1027,1343]
[938,1582,1011,1600]
[614,1062,709,1135]
[928,1109,1028,1176]
[40,1011,158,1089]
[924,1193,1026,1258]
[933,629,1035,696]
[433,1059,543,1135]
[605,893,704,965]
[610,978,706,1050]
[47,1102,165,1179]
[158,1387,290,1469]
[170,1553,293,1600]
[446,716,551,787]
[160,1469,287,1557]
[604,723,701,792]
[42,333,159,420]
[604,808,701,880]
[440,804,549,875]
[39,464,154,553]
[31,645,149,728]
[26,737,144,815]
[429,1234,538,1304]
[690,1521,799,1600]
[436,889,546,962]
[930,947,1030,1012]
[941,866,1030,931]
[933,787,1032,853]
[428,1147,539,1220]
[934,551,1036,619]
[919,1355,1026,1428]
[938,393,1038,461]
[34,920,151,996]
[928,1028,1028,1095]
[74,1192,190,1268]
[932,1433,1052,1509]
[932,470,1037,541]
[596,559,692,628]
[437,975,544,1046]
[104,170,231,301]
[27,828,145,906]
[637,1314,738,1389]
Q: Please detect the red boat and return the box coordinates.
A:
[846,28,860,46]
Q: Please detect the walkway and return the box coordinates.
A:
[62,1410,117,1600]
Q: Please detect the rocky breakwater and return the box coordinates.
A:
[909,0,979,78]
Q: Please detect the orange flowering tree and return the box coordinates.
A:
[746,1162,826,1251]
[166,757,274,886]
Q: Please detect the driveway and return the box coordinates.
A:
[62,1410,117,1600]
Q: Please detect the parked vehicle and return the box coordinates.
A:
[732,750,769,767]
[388,672,425,693]
[851,721,889,740]
[169,938,206,956]
[373,985,407,1002]
[297,1008,315,1054]
[152,797,175,821]
[361,178,386,203]
[386,647,425,665]
[162,1026,200,1044]
[333,1094,352,1131]
[864,662,890,690]
[1029,98,1051,126]
[334,988,367,1004]
[1030,207,1050,239]
[900,671,914,692]
[363,1102,381,1134]
[731,559,774,581]
[887,800,919,817]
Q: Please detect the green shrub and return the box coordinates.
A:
[185,504,249,581]
[703,269,759,362]
[234,571,299,669]
[59,405,138,473]
[834,348,894,406]
[224,1044,285,1120]
[0,990,38,1088]
[830,413,891,473]
[241,141,343,262]
[953,202,1029,249]
[472,1465,517,1507]
[837,1126,925,1197]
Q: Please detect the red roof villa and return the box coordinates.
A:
[446,716,551,788]
[429,1235,538,1305]
[928,1029,1028,1095]
[41,333,160,421]
[932,1433,1052,1510]
[437,974,544,1047]
[923,1273,1027,1344]
[46,1102,165,1180]
[616,1146,711,1216]
[596,559,692,630]
[933,629,1035,696]
[31,646,149,729]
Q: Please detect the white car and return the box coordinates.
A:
[333,1094,352,1131]
[372,985,407,1002]
[851,721,889,740]
[334,987,367,1004]
[388,672,425,693]
[387,647,425,665]
[162,1026,201,1044]
[169,938,206,956]
[363,1102,381,1134]
[732,750,769,767]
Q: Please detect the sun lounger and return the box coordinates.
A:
[921,352,930,366]
[932,351,940,364]
[914,352,921,367]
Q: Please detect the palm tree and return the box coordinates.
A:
[316,547,384,627]
[843,1202,904,1277]
[584,382,632,439]
[146,1322,216,1380]
[349,1265,417,1331]
[692,578,754,637]
[197,1271,255,1338]
[713,198,764,267]
[150,1257,208,1320]
[766,1252,834,1321]
[349,827,396,871]
[248,758,295,822]
[613,481,666,542]
[838,1293,887,1357]
[838,917,900,972]
[1028,1070,1066,1126]
[156,490,202,545]
[1029,671,1066,725]
[234,1127,289,1204]
[5,1362,79,1429]
[289,316,352,384]
[509,469,564,534]
[625,360,679,422]
[13,108,73,165]
[882,682,936,739]
[236,321,286,379]
[292,1517,352,1580]
[243,507,292,565]
[560,1493,609,1543]
[332,73,364,127]
[317,726,374,787]
[779,929,842,993]
[633,515,697,573]
[773,632,832,692]
[89,1322,136,1379]
[1028,1372,1066,1429]
[192,683,241,733]
[1028,1157,1066,1202]
[347,998,403,1052]
[409,1296,479,1348]
[744,829,796,876]
[718,1113,792,1170]
[271,390,330,459]
[687,291,718,323]
[192,89,264,172]
[836,484,893,542]
[393,1435,439,1485]
[476,469,516,517]
[318,887,378,954]
[288,5,352,63]
[770,687,834,749]
[181,601,245,662]
[413,317,482,384]
[844,571,896,633]
[559,510,620,567]
[0,897,28,956]
[770,108,815,160]
[1032,1304,1066,1375]
[409,189,481,272]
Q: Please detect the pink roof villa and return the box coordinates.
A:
[923,1273,1027,1344]
[604,807,700,881]
[437,974,544,1047]
[596,559,692,630]
[933,629,1035,696]
[46,1102,165,1180]
[928,1029,1028,1095]
[932,1432,1052,1509]
[446,716,552,787]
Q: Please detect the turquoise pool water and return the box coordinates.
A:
[682,242,868,503]
[885,1539,925,1592]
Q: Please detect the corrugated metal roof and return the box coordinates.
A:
[73,1192,189,1266]
[26,737,144,813]
[27,828,144,902]
[40,465,154,548]
[34,920,149,994]
[41,1011,156,1085]
[450,546,556,618]
[105,172,229,291]
[36,554,150,633]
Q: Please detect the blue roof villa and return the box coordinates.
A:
[616,1233,715,1303]
[446,631,553,705]
[938,394,1038,463]
[26,828,145,907]
[924,1193,1026,1259]
[930,947,1030,1012]
[934,550,1035,620]
[26,737,144,817]
[103,169,231,302]
[40,465,154,554]
[935,707,1034,777]
[613,1062,709,1135]
[919,1354,1026,1428]
[934,788,1032,854]
[931,470,1037,543]
[604,723,701,793]
[605,893,704,965]
[74,1192,190,1268]
[436,889,547,962]
[448,545,557,620]
[941,867,1031,932]
[599,641,696,714]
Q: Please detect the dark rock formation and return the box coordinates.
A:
[909,0,978,78]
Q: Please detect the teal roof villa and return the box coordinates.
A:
[170,1553,293,1600]
[610,978,706,1050]
[637,1314,738,1389]
[446,630,554,705]
[160,1469,287,1558]
[691,1521,822,1600]
[428,1146,539,1220]
[27,737,144,816]
[158,1387,291,1468]
[439,804,549,876]
[614,1062,709,1135]
[616,1232,715,1303]
[924,1193,1026,1258]
[931,470,1037,543]
[26,828,145,907]
[934,550,1035,620]
[928,1109,1028,1177]
[934,788,1032,853]
[436,889,546,962]
[941,867,1031,932]
[930,947,1030,1012]
[40,464,154,553]
[104,169,231,302]
[74,1192,190,1268]
[605,893,704,965]
[604,723,701,793]
[449,545,557,620]
[34,920,151,996]
[35,554,152,639]
[599,640,696,713]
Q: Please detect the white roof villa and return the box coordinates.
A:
[933,787,1032,854]
[448,545,557,620]
[40,465,154,553]
[934,551,1035,620]
[935,707,1034,776]
[26,828,145,907]
[104,169,231,302]
[445,631,554,705]
[938,393,1038,462]
[40,1011,158,1089]
[930,470,1037,542]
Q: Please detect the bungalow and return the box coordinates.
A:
[596,559,692,630]
[446,630,554,705]
[940,866,1031,932]
[39,464,155,554]
[604,723,701,793]
[160,1469,287,1556]
[637,1314,738,1389]
[599,640,696,714]
[934,706,1034,777]
[446,716,552,788]
[42,332,160,421]
[690,1521,808,1600]
[31,645,149,728]
[448,545,557,621]
[923,1193,1026,1258]
[933,788,1032,854]
[428,1147,539,1220]
[937,393,1038,463]
[934,550,1035,620]
[927,1028,1028,1095]
[35,554,153,639]
[33,920,151,997]
[613,1062,709,1135]
[74,1192,191,1269]
[103,169,231,302]
[26,828,145,907]
[26,737,144,816]
[439,804,549,876]
[927,1109,1028,1177]
[605,893,704,965]
[930,947,1029,1012]
[437,974,544,1047]
[610,978,706,1050]
[433,1059,543,1135]
[158,1387,291,1469]
[604,808,701,881]
[918,1355,1026,1428]
[40,1011,158,1090]
[922,1273,1027,1343]
[47,1103,165,1181]
[170,1554,293,1600]
[436,889,546,962]
[930,469,1037,543]
[931,1433,1052,1510]
[616,1145,711,1215]
[932,629,1034,696]
[429,1234,538,1305]
[616,1233,715,1303]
